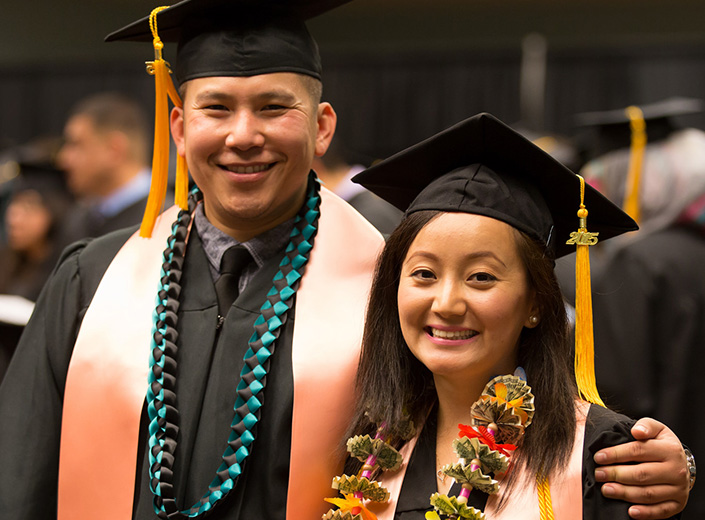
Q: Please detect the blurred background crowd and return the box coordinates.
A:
[1,0,704,515]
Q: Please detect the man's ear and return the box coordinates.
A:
[314,102,337,157]
[170,106,186,157]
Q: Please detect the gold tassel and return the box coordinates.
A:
[566,175,605,406]
[623,106,647,225]
[536,472,555,520]
[140,6,189,238]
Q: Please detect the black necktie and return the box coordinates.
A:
[214,245,252,316]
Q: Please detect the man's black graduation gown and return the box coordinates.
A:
[0,225,297,519]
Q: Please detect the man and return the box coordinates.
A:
[0,2,693,520]
[57,91,152,241]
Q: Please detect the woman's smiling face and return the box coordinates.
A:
[397,212,538,386]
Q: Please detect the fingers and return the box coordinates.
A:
[626,502,684,520]
[600,482,687,519]
[630,417,666,441]
[595,439,665,465]
[596,457,688,487]
[599,479,686,504]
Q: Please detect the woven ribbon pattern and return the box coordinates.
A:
[147,176,322,518]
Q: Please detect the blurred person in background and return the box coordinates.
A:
[559,98,704,516]
[57,91,152,242]
[313,137,401,235]
[0,145,73,381]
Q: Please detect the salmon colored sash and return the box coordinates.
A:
[287,190,383,519]
[58,188,383,520]
[372,401,589,520]
[58,205,181,520]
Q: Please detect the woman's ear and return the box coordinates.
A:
[525,302,540,328]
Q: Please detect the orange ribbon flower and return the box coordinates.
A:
[324,493,378,520]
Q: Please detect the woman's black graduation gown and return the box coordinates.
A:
[393,404,679,520]
[0,225,298,520]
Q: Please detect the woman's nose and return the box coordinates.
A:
[431,280,467,317]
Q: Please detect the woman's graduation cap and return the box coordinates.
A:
[353,112,638,405]
[106,0,350,237]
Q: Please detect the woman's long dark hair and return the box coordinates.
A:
[344,210,577,486]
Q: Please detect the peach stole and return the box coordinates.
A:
[371,401,590,520]
[57,187,384,520]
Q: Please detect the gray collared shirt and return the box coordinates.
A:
[193,204,296,292]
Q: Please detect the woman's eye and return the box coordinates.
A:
[411,269,435,280]
[470,272,496,283]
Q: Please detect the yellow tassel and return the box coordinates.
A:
[623,106,647,225]
[536,472,555,520]
[140,6,188,237]
[566,175,604,406]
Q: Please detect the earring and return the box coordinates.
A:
[529,315,539,326]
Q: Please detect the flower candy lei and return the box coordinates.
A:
[426,373,535,520]
[324,418,416,520]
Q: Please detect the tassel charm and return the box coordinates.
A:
[567,175,604,406]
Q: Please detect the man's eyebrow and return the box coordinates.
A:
[255,90,298,103]
[193,90,299,104]
[193,91,232,103]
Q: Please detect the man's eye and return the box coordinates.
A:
[204,104,228,111]
[263,104,287,111]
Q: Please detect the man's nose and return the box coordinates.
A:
[225,111,265,150]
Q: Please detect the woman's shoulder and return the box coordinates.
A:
[581,404,639,520]
[584,403,637,450]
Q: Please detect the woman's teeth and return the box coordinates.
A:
[429,328,477,340]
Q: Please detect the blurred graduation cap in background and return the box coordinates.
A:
[575,97,703,163]
[575,98,704,225]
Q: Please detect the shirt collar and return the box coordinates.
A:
[96,168,151,218]
[193,203,296,280]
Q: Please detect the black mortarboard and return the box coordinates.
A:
[575,97,703,161]
[106,0,351,84]
[12,161,68,196]
[353,113,637,259]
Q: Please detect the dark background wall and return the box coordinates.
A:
[1,0,704,161]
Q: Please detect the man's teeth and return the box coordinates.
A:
[430,328,476,340]
[227,164,270,173]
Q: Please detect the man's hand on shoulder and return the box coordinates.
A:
[594,417,690,519]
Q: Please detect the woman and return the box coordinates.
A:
[0,160,72,301]
[323,113,685,519]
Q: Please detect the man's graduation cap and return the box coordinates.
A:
[106,0,350,237]
[106,0,351,84]
[353,112,638,405]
